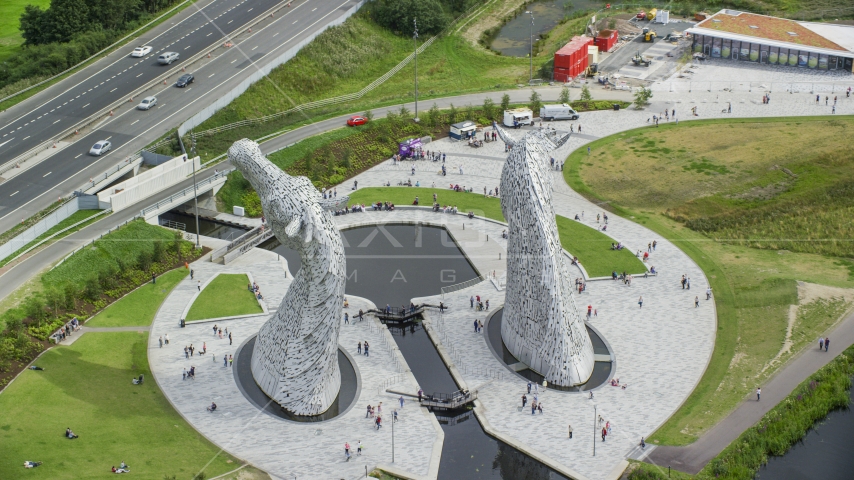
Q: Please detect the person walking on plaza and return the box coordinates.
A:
[357,342,362,355]
[756,387,761,401]
[522,394,527,407]
[825,337,830,352]
[527,382,532,394]
[819,337,824,351]
[695,296,700,308]
[159,336,163,348]
[568,425,573,438]
[638,296,643,308]
[399,396,405,409]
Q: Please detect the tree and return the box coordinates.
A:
[426,103,440,127]
[580,84,592,101]
[633,86,653,108]
[500,93,511,113]
[364,110,374,122]
[482,98,496,121]
[464,103,475,121]
[371,0,448,37]
[19,5,47,46]
[447,103,458,123]
[38,0,91,44]
[558,86,571,104]
[398,105,412,120]
[528,90,543,115]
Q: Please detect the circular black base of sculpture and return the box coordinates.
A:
[485,308,614,392]
[234,335,359,422]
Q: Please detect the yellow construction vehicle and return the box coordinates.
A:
[643,27,657,42]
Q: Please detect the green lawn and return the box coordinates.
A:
[186,273,262,321]
[0,0,51,63]
[348,187,645,277]
[562,116,854,445]
[555,215,646,277]
[86,268,188,327]
[0,332,237,479]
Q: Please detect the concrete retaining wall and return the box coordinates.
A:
[177,1,365,137]
[0,195,99,262]
[103,156,200,212]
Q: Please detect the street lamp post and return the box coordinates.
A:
[190,134,201,250]
[593,404,597,456]
[526,11,534,83]
[392,409,395,463]
[413,18,419,122]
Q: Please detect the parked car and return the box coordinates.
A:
[157,52,179,65]
[131,46,152,57]
[176,73,195,87]
[89,140,112,156]
[347,115,367,126]
[137,96,157,110]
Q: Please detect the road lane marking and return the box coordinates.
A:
[131,119,139,125]
[53,120,61,124]
[209,73,215,77]
[251,46,258,51]
[185,46,191,50]
[293,20,298,24]
[137,72,144,77]
[75,154,82,158]
[43,171,52,177]
[207,32,213,36]
[105,136,112,140]
[230,59,237,63]
[83,103,90,108]
[0,138,13,147]
[248,7,253,11]
[273,32,279,37]
[10,191,18,197]
[227,19,233,24]
[22,136,30,140]
[110,88,117,92]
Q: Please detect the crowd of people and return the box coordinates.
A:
[248,281,264,300]
[332,204,366,216]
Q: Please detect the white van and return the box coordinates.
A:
[503,108,534,128]
[540,104,579,121]
[158,52,179,65]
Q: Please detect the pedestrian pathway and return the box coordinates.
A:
[647,306,854,474]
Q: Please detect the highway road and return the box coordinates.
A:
[0,0,361,233]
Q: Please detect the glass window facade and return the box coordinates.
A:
[690,33,853,71]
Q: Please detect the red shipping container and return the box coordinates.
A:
[594,29,618,52]
[554,36,592,72]
[554,67,572,83]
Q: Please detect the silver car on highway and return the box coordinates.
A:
[89,140,112,156]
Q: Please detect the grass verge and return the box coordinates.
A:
[87,268,188,327]
[347,187,645,277]
[0,209,105,269]
[186,273,262,321]
[0,331,238,479]
[563,116,854,445]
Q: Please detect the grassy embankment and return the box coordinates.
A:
[347,187,645,278]
[0,209,105,269]
[186,273,262,321]
[563,116,854,446]
[0,331,238,479]
[627,345,854,480]
[0,220,204,389]
[178,13,543,162]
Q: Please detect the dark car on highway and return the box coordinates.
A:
[176,73,195,87]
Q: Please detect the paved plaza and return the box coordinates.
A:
[148,248,442,480]
[153,72,853,480]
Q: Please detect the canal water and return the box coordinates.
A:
[759,384,854,480]
[338,224,569,479]
[159,211,249,241]
[490,0,600,56]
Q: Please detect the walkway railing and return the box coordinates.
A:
[376,373,407,395]
[420,389,478,410]
[441,275,487,297]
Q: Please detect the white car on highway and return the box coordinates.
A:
[131,46,153,57]
[89,140,112,156]
[137,96,157,110]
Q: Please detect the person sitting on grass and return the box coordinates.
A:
[24,461,43,468]
[65,428,78,439]
[207,402,217,412]
[112,466,128,474]
[119,461,130,471]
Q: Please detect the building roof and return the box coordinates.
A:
[693,10,851,53]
